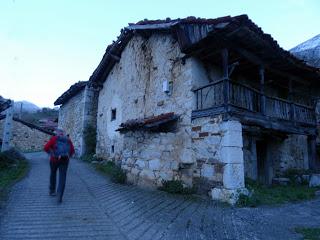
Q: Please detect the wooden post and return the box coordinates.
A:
[259,66,266,115]
[222,49,229,111]
[1,101,14,152]
[288,79,294,121]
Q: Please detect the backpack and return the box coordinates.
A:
[53,136,70,159]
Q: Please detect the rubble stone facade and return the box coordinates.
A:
[0,119,51,152]
[58,86,99,156]
[95,33,247,203]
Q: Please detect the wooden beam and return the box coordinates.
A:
[221,48,229,78]
[259,66,266,115]
[233,47,308,85]
[222,49,230,113]
[288,79,294,121]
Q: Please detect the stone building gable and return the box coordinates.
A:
[58,89,85,156]
[0,118,52,152]
[57,84,99,157]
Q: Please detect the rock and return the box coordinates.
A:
[135,160,145,169]
[149,159,161,170]
[223,164,245,189]
[211,187,249,205]
[180,149,194,164]
[201,164,215,179]
[309,174,320,187]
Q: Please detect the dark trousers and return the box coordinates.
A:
[50,157,69,199]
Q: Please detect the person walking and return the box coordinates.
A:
[44,129,75,203]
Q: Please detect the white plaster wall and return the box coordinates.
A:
[96,33,203,159]
[96,33,226,190]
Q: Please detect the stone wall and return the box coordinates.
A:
[95,33,246,203]
[272,134,309,174]
[243,132,309,183]
[58,89,85,157]
[58,86,99,157]
[0,119,51,152]
[96,33,196,160]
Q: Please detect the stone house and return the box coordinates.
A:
[54,81,99,157]
[56,15,320,203]
[0,115,53,152]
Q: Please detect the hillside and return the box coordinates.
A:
[290,34,320,68]
[14,101,40,113]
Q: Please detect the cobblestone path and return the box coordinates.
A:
[1,152,320,240]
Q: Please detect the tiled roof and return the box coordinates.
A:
[89,15,320,85]
[54,81,88,105]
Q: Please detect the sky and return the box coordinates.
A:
[0,0,319,108]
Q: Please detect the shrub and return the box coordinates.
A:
[83,125,97,154]
[95,161,126,184]
[295,227,320,240]
[80,154,96,163]
[236,193,260,208]
[111,165,126,184]
[159,180,196,195]
[0,148,29,197]
[283,168,312,185]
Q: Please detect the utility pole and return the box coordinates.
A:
[1,101,14,152]
[19,102,23,119]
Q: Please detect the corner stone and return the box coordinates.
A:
[211,187,248,205]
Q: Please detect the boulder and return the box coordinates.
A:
[309,174,320,187]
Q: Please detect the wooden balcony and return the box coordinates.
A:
[192,78,316,135]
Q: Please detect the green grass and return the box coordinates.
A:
[295,227,320,240]
[94,161,126,184]
[0,149,29,201]
[237,179,320,207]
[158,180,196,195]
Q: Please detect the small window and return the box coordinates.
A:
[111,108,116,121]
[111,145,115,153]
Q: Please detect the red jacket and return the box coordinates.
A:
[44,136,75,162]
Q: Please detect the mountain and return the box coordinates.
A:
[14,101,40,113]
[290,34,320,68]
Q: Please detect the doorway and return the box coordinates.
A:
[256,140,269,184]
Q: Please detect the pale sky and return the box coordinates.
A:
[0,0,319,108]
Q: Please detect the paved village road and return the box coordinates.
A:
[1,152,320,240]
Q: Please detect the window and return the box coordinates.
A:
[111,145,115,153]
[111,108,116,121]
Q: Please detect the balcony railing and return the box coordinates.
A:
[193,79,316,126]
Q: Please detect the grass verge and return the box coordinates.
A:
[94,161,126,184]
[0,149,29,202]
[158,180,196,195]
[237,179,320,207]
[295,227,320,240]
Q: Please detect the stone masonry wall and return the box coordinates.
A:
[96,33,197,187]
[58,86,99,157]
[243,133,309,182]
[96,33,195,157]
[96,33,246,203]
[0,119,51,152]
[243,134,258,180]
[272,134,309,175]
[58,90,85,157]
